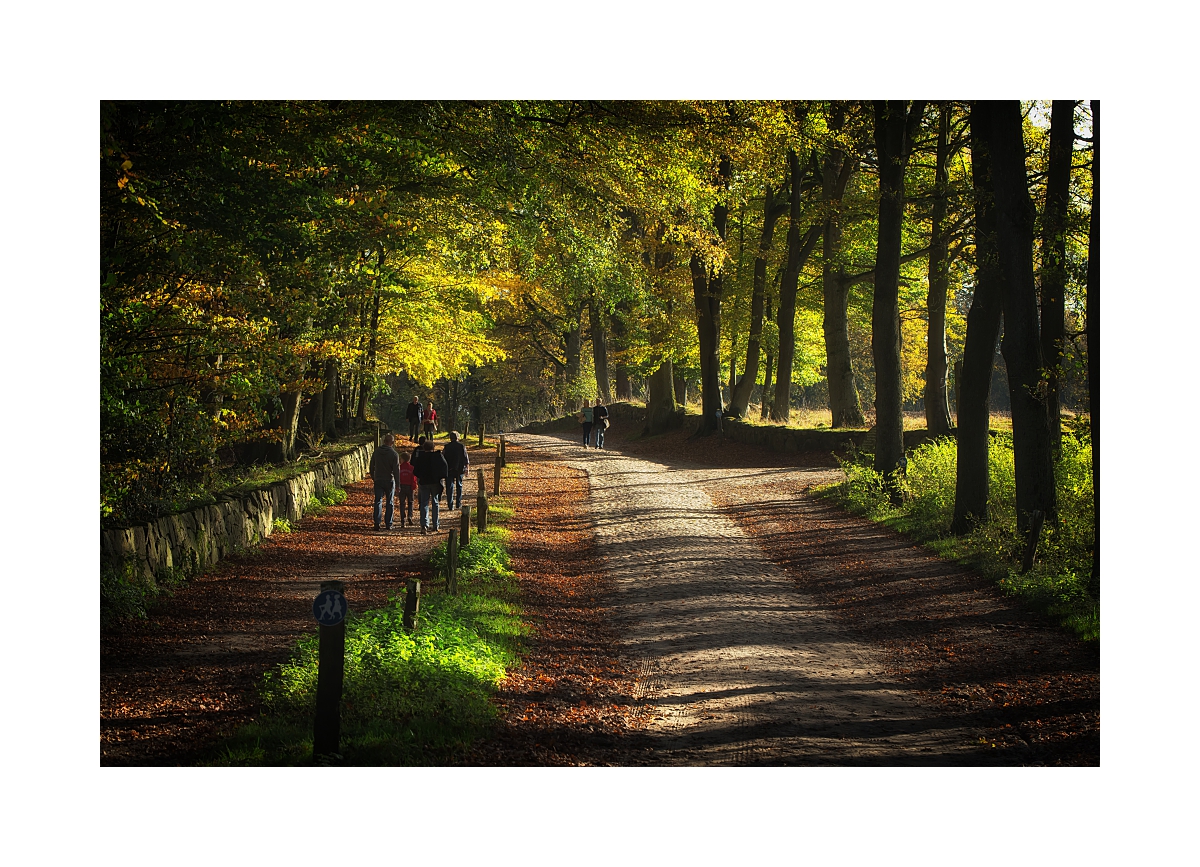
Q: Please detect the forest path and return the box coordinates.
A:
[509,432,989,765]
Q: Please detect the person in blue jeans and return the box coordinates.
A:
[368,433,402,530]
[412,439,448,535]
[591,398,608,448]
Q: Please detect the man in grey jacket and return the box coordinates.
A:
[369,433,403,530]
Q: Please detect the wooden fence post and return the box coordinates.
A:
[403,578,421,631]
[447,528,459,594]
[493,448,501,496]
[460,505,471,548]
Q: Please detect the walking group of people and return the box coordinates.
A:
[579,397,609,448]
[370,398,470,535]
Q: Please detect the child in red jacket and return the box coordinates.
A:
[397,456,416,528]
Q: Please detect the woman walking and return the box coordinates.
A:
[579,402,593,448]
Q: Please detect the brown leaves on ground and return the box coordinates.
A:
[459,445,654,766]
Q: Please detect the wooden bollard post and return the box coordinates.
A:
[312,579,347,760]
[476,468,488,533]
[500,434,507,468]
[460,505,471,548]
[402,577,421,631]
[447,529,459,594]
[493,449,501,496]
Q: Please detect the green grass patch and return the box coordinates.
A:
[208,490,524,766]
[819,432,1098,641]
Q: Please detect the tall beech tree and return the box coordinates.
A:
[1039,100,1076,451]
[923,102,955,436]
[986,100,1057,531]
[771,148,822,422]
[1087,100,1099,595]
[690,156,733,435]
[728,182,788,417]
[952,102,1005,534]
[821,104,865,428]
[871,100,926,497]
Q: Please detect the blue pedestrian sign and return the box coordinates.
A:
[313,589,347,626]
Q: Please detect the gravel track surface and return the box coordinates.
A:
[510,432,991,764]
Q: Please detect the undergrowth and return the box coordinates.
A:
[821,431,1098,641]
[210,498,524,766]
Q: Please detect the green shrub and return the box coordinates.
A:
[823,431,1097,640]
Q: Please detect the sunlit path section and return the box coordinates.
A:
[510,432,984,765]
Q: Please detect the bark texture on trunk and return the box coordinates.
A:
[872,100,926,498]
[924,102,954,437]
[821,108,864,429]
[589,298,611,403]
[1086,100,1099,596]
[673,375,687,406]
[987,100,1058,531]
[730,185,787,417]
[760,298,774,419]
[772,148,822,422]
[646,360,679,434]
[691,157,732,436]
[953,102,1004,534]
[1040,99,1075,452]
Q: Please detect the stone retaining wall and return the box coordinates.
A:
[100,442,376,584]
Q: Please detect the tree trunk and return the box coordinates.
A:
[1086,100,1099,596]
[647,360,679,434]
[924,102,955,437]
[760,298,774,420]
[691,156,732,436]
[729,185,786,417]
[274,386,304,462]
[872,100,926,500]
[821,109,864,429]
[674,375,687,406]
[1040,99,1075,452]
[321,359,338,438]
[952,102,1004,534]
[986,100,1058,531]
[772,148,822,423]
[589,298,611,403]
[615,368,632,401]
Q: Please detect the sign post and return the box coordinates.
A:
[312,580,347,760]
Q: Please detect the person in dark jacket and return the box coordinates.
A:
[412,439,449,535]
[368,433,403,530]
[441,431,470,510]
[592,398,609,449]
[405,396,423,442]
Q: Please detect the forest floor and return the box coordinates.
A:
[100,422,1099,766]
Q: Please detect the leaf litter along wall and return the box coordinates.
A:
[100,443,377,585]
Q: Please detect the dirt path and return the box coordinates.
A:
[510,433,993,764]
